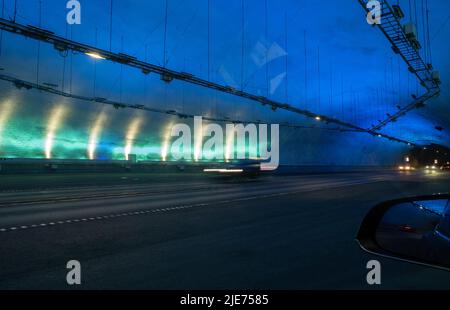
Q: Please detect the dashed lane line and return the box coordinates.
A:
[0,179,382,234]
[0,203,210,233]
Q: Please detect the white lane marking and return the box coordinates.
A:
[0,179,381,233]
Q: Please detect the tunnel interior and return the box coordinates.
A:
[0,0,448,167]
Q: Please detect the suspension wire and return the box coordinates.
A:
[164,7,201,66]
[109,0,113,51]
[241,0,245,90]
[376,88,379,122]
[208,0,217,117]
[144,44,148,63]
[356,92,360,124]
[69,27,73,94]
[383,58,387,113]
[329,61,332,113]
[407,67,410,97]
[387,60,390,114]
[350,86,353,123]
[432,15,450,42]
[414,0,418,27]
[421,0,427,63]
[390,57,394,107]
[397,57,401,105]
[61,22,68,92]
[413,0,419,52]
[120,36,123,102]
[341,74,344,118]
[0,0,4,56]
[304,30,307,109]
[143,43,148,101]
[239,3,303,91]
[408,0,412,22]
[163,0,168,67]
[93,27,98,97]
[207,0,210,81]
[205,0,213,116]
[213,73,217,118]
[317,46,320,111]
[425,0,432,63]
[182,56,186,114]
[36,0,41,84]
[264,0,269,97]
[13,0,17,22]
[284,11,288,103]
[354,91,356,124]
[164,68,168,110]
[416,72,419,94]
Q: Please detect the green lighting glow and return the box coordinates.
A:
[0,98,260,163]
[45,104,68,159]
[112,146,161,161]
[124,117,143,160]
[88,111,107,160]
[0,98,15,153]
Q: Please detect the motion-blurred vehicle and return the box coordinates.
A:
[203,159,265,177]
[440,164,450,171]
[425,165,438,171]
[398,165,415,171]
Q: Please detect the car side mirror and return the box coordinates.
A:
[357,195,450,271]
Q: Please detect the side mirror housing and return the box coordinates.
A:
[357,195,450,271]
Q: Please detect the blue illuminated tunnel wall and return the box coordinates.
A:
[0,0,448,165]
[0,81,408,165]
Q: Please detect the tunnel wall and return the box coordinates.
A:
[0,0,421,166]
[0,82,407,166]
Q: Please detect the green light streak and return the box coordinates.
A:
[0,101,260,163]
[88,111,108,160]
[0,99,15,153]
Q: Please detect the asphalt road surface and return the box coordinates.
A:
[0,171,449,289]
